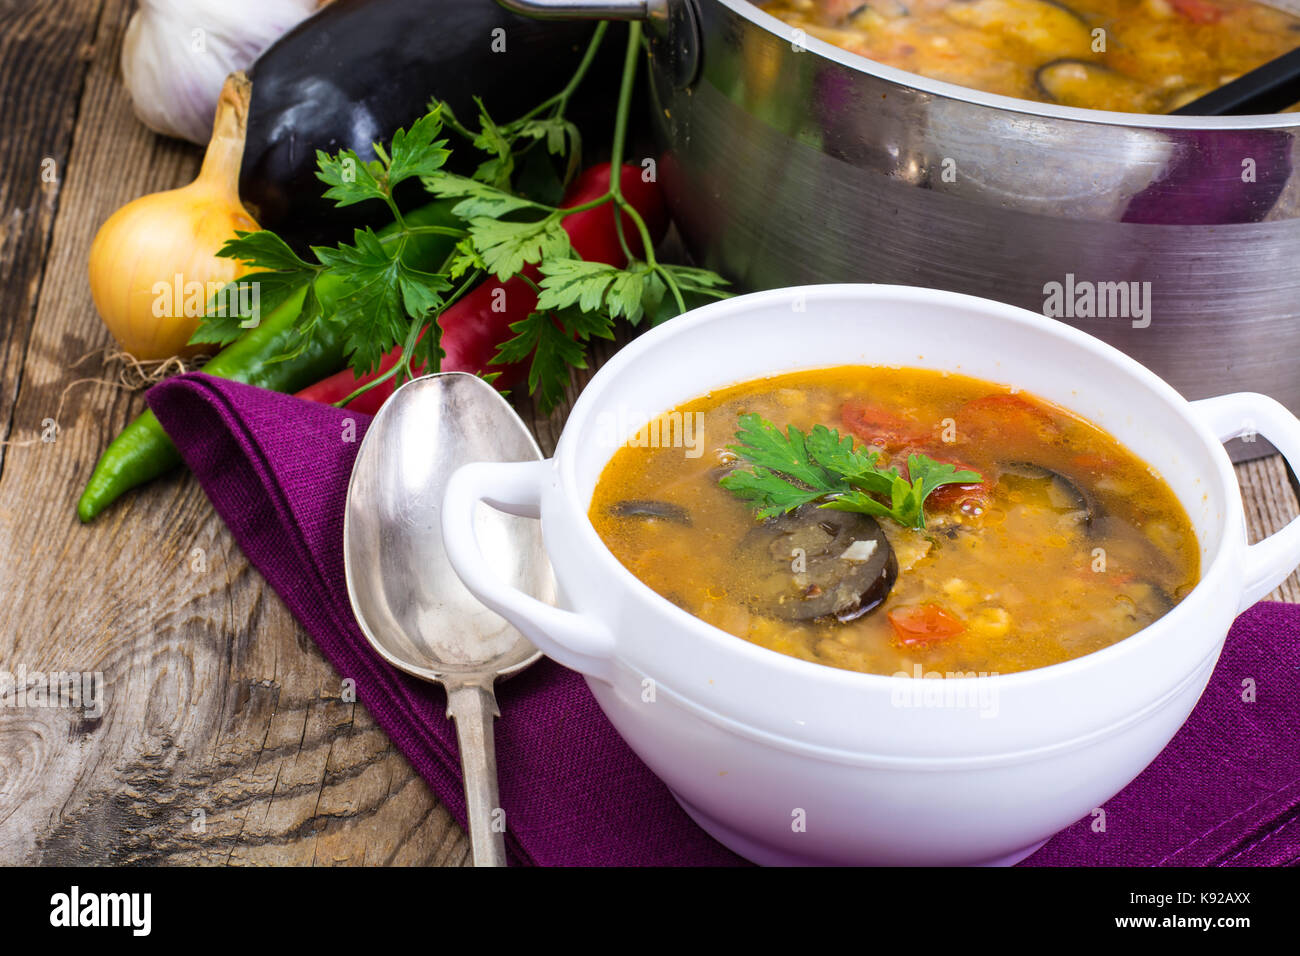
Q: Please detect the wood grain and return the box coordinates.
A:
[0,0,102,469]
[0,0,468,867]
[0,0,1296,867]
[1237,455,1300,604]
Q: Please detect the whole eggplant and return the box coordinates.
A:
[240,0,622,248]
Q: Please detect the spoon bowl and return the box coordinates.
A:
[343,372,549,865]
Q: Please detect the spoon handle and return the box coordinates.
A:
[446,683,508,867]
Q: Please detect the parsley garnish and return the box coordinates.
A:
[719,413,982,530]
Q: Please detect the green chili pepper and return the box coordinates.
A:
[76,200,461,523]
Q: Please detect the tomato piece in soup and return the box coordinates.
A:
[815,0,866,20]
[841,400,932,451]
[888,604,966,645]
[958,393,1061,446]
[897,448,992,515]
[925,481,990,516]
[1170,0,1223,23]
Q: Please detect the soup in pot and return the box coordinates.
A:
[589,367,1201,677]
[758,0,1300,112]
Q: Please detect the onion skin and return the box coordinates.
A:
[88,73,258,360]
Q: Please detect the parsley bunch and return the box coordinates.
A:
[719,413,982,530]
[194,21,729,411]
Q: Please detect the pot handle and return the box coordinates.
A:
[498,0,700,89]
[1191,392,1300,610]
[441,459,617,682]
[495,0,659,20]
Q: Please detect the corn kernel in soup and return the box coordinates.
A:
[588,367,1200,677]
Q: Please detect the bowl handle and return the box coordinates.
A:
[1191,393,1300,610]
[442,459,617,682]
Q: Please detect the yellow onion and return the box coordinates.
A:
[89,72,258,360]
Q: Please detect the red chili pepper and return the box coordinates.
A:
[297,162,667,414]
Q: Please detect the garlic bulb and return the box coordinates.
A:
[121,0,319,144]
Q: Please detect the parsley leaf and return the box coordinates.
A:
[516,116,581,160]
[493,310,582,412]
[194,231,321,346]
[470,98,516,190]
[534,258,619,314]
[514,115,582,184]
[645,264,731,325]
[715,468,831,518]
[215,229,315,274]
[317,111,449,208]
[385,111,451,188]
[719,413,982,530]
[660,263,731,296]
[446,236,486,281]
[316,150,389,208]
[468,215,572,280]
[421,172,546,219]
[313,228,451,374]
[492,304,615,412]
[535,259,673,326]
[726,414,843,492]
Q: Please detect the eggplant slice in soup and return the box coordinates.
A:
[1036,59,1148,111]
[946,0,1093,57]
[999,461,1096,527]
[740,505,898,623]
[609,499,692,526]
[1119,580,1176,621]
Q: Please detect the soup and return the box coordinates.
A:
[589,367,1200,677]
[759,0,1300,113]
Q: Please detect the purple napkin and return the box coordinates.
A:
[148,373,1300,867]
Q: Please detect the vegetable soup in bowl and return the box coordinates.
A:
[442,285,1300,865]
[588,366,1201,678]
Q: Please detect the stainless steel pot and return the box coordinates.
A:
[501,0,1300,460]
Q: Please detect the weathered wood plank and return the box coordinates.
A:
[1235,455,1300,604]
[0,0,466,867]
[0,0,103,461]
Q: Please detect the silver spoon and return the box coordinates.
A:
[343,372,549,867]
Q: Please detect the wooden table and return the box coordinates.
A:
[2,0,1297,866]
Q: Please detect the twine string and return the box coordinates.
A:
[0,349,209,448]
